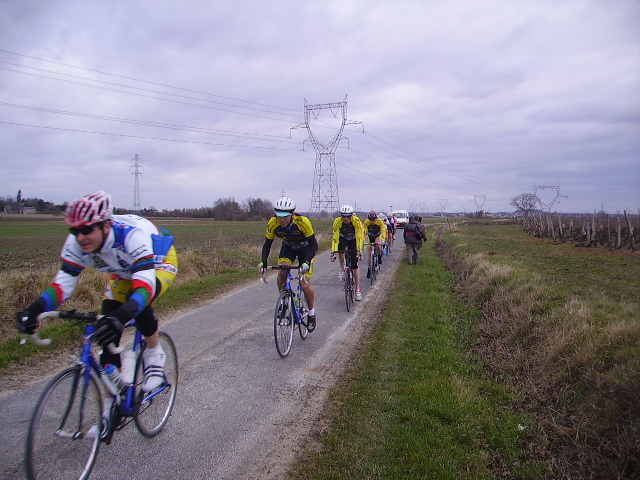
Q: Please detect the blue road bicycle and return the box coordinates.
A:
[23,310,178,480]
[332,249,358,312]
[262,265,309,357]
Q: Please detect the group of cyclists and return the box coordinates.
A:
[15,192,397,408]
[260,197,397,328]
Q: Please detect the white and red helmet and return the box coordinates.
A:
[65,191,113,227]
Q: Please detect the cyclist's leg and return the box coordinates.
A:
[143,245,178,349]
[375,236,382,262]
[136,247,178,392]
[296,254,314,307]
[350,241,362,299]
[277,244,298,290]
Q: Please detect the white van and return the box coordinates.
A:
[392,209,409,228]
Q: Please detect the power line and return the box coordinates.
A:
[0,121,304,151]
[0,102,300,144]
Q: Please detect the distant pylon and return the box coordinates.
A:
[292,95,361,217]
[131,154,143,211]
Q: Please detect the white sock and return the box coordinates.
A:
[144,345,163,356]
[308,308,315,316]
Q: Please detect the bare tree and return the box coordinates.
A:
[511,193,539,217]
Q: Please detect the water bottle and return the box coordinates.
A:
[103,364,121,395]
[383,246,387,255]
[120,350,136,386]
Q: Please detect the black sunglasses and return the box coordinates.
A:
[341,214,353,218]
[69,223,102,236]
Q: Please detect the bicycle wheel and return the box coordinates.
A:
[370,252,377,285]
[134,332,179,437]
[274,291,294,357]
[298,292,308,340]
[345,269,353,312]
[25,366,102,480]
[371,254,378,284]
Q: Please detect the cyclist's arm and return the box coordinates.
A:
[301,234,318,264]
[354,218,365,252]
[379,220,387,240]
[114,228,157,322]
[331,218,341,252]
[261,237,274,266]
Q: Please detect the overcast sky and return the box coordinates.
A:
[1,0,639,214]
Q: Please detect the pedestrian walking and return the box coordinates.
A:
[403,216,426,265]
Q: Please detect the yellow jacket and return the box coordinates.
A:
[363,218,387,241]
[332,215,364,253]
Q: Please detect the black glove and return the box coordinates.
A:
[93,316,124,347]
[15,299,46,334]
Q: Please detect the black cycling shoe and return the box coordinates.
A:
[307,314,316,332]
[366,268,371,279]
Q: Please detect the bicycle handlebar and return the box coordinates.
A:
[260,264,307,285]
[22,310,124,353]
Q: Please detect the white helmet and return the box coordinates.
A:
[274,196,296,216]
[340,205,354,215]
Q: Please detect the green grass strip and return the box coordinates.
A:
[291,240,545,479]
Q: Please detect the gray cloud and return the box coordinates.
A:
[1,0,638,214]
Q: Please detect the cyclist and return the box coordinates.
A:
[15,191,178,394]
[363,211,387,279]
[331,205,364,301]
[259,196,318,332]
[386,211,397,238]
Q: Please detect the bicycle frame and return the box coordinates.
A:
[35,312,170,428]
[265,265,308,324]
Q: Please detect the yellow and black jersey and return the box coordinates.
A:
[363,218,387,239]
[261,214,318,265]
[331,215,364,252]
[265,214,314,245]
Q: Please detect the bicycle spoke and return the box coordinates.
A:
[25,367,102,480]
[274,291,294,357]
[134,332,179,437]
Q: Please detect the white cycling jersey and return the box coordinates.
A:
[41,215,171,316]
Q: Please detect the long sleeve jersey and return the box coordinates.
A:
[363,218,387,240]
[331,215,365,253]
[38,214,173,320]
[261,214,318,265]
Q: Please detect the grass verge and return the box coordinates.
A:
[290,230,546,479]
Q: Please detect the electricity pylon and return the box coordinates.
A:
[533,184,568,212]
[131,154,143,211]
[292,95,361,217]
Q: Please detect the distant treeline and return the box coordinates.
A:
[1,195,276,221]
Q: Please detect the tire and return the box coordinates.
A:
[25,366,102,480]
[371,255,378,284]
[297,292,308,340]
[345,269,353,312]
[274,291,294,357]
[134,332,178,437]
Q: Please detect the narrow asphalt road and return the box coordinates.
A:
[0,245,403,479]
